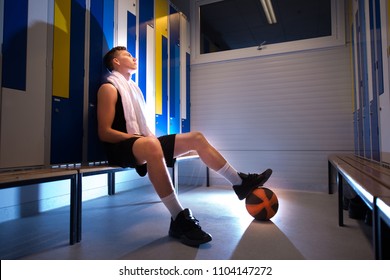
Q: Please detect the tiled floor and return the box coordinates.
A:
[0,184,374,260]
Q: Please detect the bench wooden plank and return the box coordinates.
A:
[329,155,390,205]
[0,168,77,186]
[377,197,390,221]
[175,154,200,162]
[341,155,390,188]
[77,165,125,175]
[338,161,390,205]
[346,155,390,176]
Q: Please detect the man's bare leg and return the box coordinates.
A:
[174,131,273,200]
[132,135,212,246]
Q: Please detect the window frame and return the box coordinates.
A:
[190,0,346,64]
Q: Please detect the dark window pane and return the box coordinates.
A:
[200,0,332,54]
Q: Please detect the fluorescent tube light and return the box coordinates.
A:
[260,0,277,24]
[266,0,277,23]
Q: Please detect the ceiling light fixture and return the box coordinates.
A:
[260,0,277,24]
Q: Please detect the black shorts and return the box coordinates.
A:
[104,134,176,177]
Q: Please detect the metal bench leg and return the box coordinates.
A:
[69,174,78,245]
[337,172,344,226]
[373,198,379,259]
[328,161,333,194]
[108,173,115,195]
[378,217,390,259]
[206,167,210,187]
[76,172,82,242]
[173,160,179,194]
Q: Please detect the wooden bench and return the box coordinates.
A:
[328,154,390,259]
[0,167,79,245]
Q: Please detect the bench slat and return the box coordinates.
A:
[0,168,77,185]
[342,155,390,187]
[346,155,390,176]
[78,165,127,175]
[336,161,390,207]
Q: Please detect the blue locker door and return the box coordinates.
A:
[369,0,382,161]
[353,111,359,154]
[351,23,359,155]
[355,11,364,156]
[356,1,371,158]
[127,11,136,83]
[169,7,180,134]
[51,0,85,164]
[373,0,384,96]
[87,0,114,162]
[2,0,28,91]
[182,52,191,133]
[169,44,181,134]
[156,36,168,136]
[138,0,154,97]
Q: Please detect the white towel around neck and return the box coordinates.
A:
[107,71,153,136]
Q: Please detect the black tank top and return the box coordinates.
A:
[111,91,127,133]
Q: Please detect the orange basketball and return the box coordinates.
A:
[245,187,279,220]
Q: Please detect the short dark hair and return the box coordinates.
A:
[103,46,127,72]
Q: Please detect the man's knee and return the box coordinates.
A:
[191,131,206,142]
[188,131,209,149]
[142,136,164,159]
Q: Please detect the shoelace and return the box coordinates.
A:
[246,173,261,179]
[185,215,201,229]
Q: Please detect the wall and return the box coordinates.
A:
[191,46,354,192]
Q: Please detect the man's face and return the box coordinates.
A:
[114,50,137,72]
